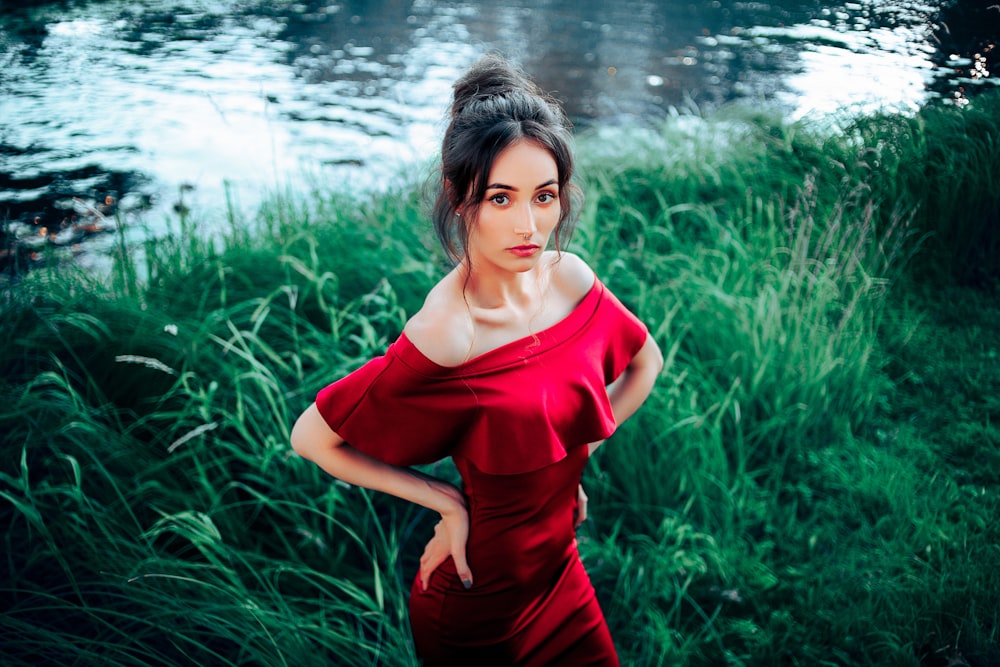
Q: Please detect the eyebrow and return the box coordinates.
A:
[486,179,558,191]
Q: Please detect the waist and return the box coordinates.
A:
[449,444,588,591]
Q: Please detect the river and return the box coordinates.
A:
[1,0,997,270]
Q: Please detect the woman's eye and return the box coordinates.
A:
[537,192,557,204]
[490,193,510,206]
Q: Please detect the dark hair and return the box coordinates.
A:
[432,53,581,265]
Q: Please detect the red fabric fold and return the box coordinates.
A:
[314,277,648,474]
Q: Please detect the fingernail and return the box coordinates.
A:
[462,578,472,589]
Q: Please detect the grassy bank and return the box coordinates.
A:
[1,91,999,666]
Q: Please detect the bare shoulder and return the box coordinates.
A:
[402,274,474,367]
[548,251,597,303]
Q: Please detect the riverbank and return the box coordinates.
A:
[1,93,998,666]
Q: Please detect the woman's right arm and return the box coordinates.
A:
[290,403,474,588]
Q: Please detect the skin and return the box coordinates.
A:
[290,139,664,593]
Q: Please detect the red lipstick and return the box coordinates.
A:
[509,245,540,257]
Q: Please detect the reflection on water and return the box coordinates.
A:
[929,0,1000,106]
[0,0,997,270]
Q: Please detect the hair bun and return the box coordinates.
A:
[450,53,542,117]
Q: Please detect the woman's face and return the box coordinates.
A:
[465,139,561,275]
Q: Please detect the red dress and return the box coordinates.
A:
[315,277,648,666]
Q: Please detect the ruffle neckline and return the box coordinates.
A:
[393,277,602,377]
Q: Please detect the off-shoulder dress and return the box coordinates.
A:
[315,277,648,666]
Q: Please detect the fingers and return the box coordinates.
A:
[418,520,474,591]
[419,551,473,590]
[575,483,589,528]
[447,524,473,588]
[419,522,448,591]
[452,551,474,589]
[419,557,474,590]
[440,505,473,589]
[421,504,474,591]
[420,554,440,591]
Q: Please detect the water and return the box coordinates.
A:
[1,0,997,268]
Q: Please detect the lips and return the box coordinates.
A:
[509,245,540,257]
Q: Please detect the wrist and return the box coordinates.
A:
[426,478,466,516]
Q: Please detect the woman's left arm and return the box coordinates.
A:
[589,333,663,455]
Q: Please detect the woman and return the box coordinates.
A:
[291,53,663,666]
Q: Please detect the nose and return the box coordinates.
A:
[513,202,537,237]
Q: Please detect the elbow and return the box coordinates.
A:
[653,338,665,375]
[290,404,321,460]
[635,335,664,396]
[642,333,665,380]
[290,402,342,461]
[290,417,312,460]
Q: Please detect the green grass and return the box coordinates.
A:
[2,91,999,666]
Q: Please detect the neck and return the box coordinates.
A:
[458,259,546,310]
